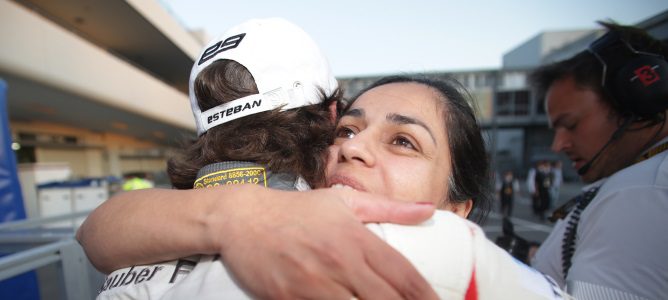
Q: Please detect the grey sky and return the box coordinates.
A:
[161,0,668,77]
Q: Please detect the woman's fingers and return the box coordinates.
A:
[338,188,436,225]
[217,187,438,299]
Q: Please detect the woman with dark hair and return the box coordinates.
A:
[321,75,567,299]
[328,75,492,223]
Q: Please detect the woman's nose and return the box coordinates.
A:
[338,133,376,167]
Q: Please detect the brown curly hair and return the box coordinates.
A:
[167,60,341,189]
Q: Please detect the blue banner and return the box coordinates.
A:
[0,79,26,222]
[0,79,39,300]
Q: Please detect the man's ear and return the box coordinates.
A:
[328,100,338,123]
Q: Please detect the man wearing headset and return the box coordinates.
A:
[530,22,668,300]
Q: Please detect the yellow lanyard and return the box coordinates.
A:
[636,140,668,163]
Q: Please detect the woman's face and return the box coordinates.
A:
[326,82,470,215]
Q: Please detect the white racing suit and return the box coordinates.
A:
[97,162,570,299]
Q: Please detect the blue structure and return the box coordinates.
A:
[0,80,26,223]
[0,80,39,299]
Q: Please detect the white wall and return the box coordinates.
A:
[0,0,194,130]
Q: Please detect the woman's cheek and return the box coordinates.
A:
[384,161,423,201]
[401,162,443,203]
[325,145,340,178]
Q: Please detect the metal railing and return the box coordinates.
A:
[0,211,103,300]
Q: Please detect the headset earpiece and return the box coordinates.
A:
[588,31,668,118]
[611,55,668,117]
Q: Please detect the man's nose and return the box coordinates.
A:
[551,130,569,153]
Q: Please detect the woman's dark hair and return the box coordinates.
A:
[168,60,341,189]
[343,75,492,223]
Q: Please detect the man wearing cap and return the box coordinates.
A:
[96,17,346,299]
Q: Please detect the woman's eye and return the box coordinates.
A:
[335,127,356,139]
[392,136,416,150]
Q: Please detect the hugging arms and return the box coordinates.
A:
[80,18,569,299]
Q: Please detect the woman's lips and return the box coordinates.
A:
[327,174,366,192]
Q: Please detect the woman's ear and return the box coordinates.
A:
[450,199,473,218]
[328,100,338,123]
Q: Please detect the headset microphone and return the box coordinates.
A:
[577,117,634,175]
[577,147,603,175]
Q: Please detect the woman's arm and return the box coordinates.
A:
[77,187,224,272]
[77,184,438,299]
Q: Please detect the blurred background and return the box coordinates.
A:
[0,0,667,299]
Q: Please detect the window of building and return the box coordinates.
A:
[501,72,526,89]
[536,96,547,115]
[63,136,78,144]
[515,91,530,115]
[18,132,36,142]
[477,73,491,88]
[495,90,530,116]
[15,145,36,163]
[496,92,512,116]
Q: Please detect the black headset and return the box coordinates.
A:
[588,30,668,118]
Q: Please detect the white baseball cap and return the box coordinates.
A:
[189,18,338,135]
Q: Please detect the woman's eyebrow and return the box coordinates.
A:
[387,113,436,145]
[343,108,364,118]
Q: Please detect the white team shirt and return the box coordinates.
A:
[532,137,668,300]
